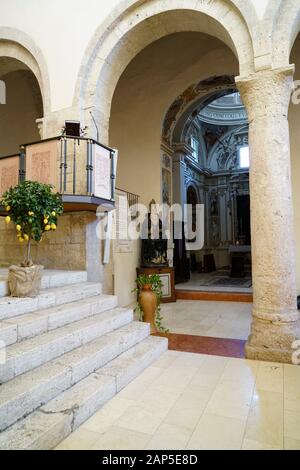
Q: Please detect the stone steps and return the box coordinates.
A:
[0,282,102,320]
[0,294,118,346]
[0,322,156,433]
[0,270,168,449]
[0,336,167,449]
[0,307,133,383]
[0,270,87,298]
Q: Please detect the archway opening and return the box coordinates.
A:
[170,90,252,293]
[0,57,43,157]
[109,29,252,345]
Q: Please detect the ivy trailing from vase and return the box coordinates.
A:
[133,274,169,333]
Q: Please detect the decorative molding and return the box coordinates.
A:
[162,75,236,146]
[198,105,248,126]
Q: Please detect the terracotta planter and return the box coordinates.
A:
[8,265,44,298]
[139,284,158,334]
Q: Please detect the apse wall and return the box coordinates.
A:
[109,32,238,305]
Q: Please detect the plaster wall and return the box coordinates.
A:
[0,0,268,113]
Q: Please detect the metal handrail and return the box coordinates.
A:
[115,187,139,205]
[19,135,115,153]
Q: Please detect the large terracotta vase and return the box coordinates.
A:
[8,264,44,298]
[139,284,158,334]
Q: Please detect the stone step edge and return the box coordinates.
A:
[0,294,118,347]
[0,307,133,383]
[0,271,88,298]
[0,336,168,450]
[0,282,102,320]
[0,321,150,432]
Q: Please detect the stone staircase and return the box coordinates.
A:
[0,270,167,450]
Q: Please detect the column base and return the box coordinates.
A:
[245,343,298,364]
[245,316,300,364]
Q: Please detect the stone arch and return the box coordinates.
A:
[272,0,300,68]
[162,75,237,146]
[76,0,255,143]
[0,27,51,114]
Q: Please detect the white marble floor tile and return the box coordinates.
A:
[145,423,192,450]
[160,300,252,340]
[187,412,247,450]
[91,426,151,450]
[244,390,284,447]
[56,428,102,450]
[57,349,297,451]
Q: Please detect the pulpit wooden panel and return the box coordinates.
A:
[25,140,59,190]
[0,156,19,196]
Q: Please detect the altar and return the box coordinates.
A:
[229,245,251,278]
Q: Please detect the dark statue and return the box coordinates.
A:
[140,200,168,268]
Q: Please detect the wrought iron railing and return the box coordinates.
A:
[115,187,140,219]
[115,187,139,207]
[0,136,117,211]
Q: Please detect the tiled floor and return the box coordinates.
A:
[176,271,253,294]
[56,350,300,450]
[160,300,252,340]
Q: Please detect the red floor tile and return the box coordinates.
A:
[154,333,246,359]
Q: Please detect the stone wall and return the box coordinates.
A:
[0,212,96,272]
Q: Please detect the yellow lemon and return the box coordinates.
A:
[19,237,24,243]
[23,234,29,241]
[28,211,34,216]
[16,224,21,232]
[51,211,56,217]
[6,206,11,212]
[45,225,51,231]
[44,218,48,224]
[51,223,57,230]
[5,216,11,224]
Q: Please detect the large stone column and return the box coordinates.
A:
[237,66,300,363]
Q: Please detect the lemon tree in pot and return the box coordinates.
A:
[134,274,169,334]
[1,181,63,297]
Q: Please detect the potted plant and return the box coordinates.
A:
[133,274,168,333]
[1,181,63,297]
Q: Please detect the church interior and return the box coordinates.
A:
[0,0,300,452]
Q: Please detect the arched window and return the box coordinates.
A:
[238,146,250,169]
[189,127,199,162]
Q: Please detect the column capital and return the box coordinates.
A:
[236,66,295,120]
